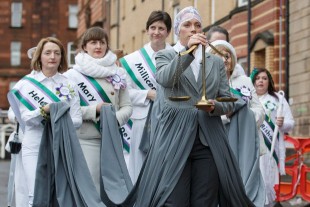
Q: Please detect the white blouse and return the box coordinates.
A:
[126,42,172,119]
[20,71,82,152]
[258,92,294,133]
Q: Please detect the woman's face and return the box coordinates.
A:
[212,49,232,77]
[147,20,169,46]
[178,18,202,46]
[84,38,108,59]
[40,42,61,73]
[254,71,269,95]
[220,50,232,73]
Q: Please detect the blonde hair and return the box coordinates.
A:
[31,37,68,73]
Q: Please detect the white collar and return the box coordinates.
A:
[173,41,185,53]
[145,42,172,60]
[35,71,62,83]
[230,64,246,80]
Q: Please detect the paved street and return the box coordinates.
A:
[0,159,309,207]
[0,159,10,207]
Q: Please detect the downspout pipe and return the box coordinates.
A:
[247,0,252,75]
[211,0,215,24]
[285,0,289,99]
[279,0,283,91]
[117,0,120,48]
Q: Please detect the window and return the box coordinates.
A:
[237,57,248,75]
[68,4,78,28]
[11,42,21,66]
[67,42,76,67]
[11,2,22,27]
[173,5,180,44]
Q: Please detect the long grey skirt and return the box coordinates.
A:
[33,102,105,207]
[100,104,254,207]
[225,97,265,207]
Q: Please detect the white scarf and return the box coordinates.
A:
[73,50,118,78]
[73,50,127,89]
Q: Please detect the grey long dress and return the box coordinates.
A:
[225,95,265,207]
[99,49,254,207]
[33,102,105,207]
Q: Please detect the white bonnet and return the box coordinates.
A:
[206,40,237,68]
[27,47,37,59]
[174,6,202,36]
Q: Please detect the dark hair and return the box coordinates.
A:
[146,11,172,33]
[80,27,109,51]
[31,37,67,73]
[206,25,229,42]
[250,68,279,100]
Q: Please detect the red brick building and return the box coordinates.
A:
[205,0,287,91]
[76,0,110,45]
[0,0,78,109]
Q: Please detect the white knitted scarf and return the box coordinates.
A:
[73,50,118,78]
[73,51,127,89]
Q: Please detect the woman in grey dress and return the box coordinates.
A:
[99,6,255,207]
[132,6,254,207]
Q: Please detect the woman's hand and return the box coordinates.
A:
[200,99,215,112]
[187,33,207,49]
[43,104,50,114]
[96,102,111,114]
[226,111,233,119]
[276,116,284,127]
[147,89,156,101]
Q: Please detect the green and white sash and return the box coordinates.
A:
[230,87,242,97]
[119,47,157,91]
[260,115,279,164]
[7,76,61,132]
[231,87,280,163]
[69,70,132,153]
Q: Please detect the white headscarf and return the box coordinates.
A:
[206,40,247,76]
[174,6,202,36]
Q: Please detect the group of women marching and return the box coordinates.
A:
[6,6,294,207]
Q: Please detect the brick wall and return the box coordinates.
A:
[0,0,77,109]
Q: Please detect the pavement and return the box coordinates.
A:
[0,159,10,207]
[0,159,309,207]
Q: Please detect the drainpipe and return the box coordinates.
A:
[285,0,289,99]
[247,0,252,75]
[105,0,110,32]
[117,0,120,48]
[211,0,215,24]
[279,0,283,91]
[162,0,164,11]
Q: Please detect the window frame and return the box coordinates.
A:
[11,41,21,66]
[11,2,22,28]
[67,42,76,67]
[68,4,78,29]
